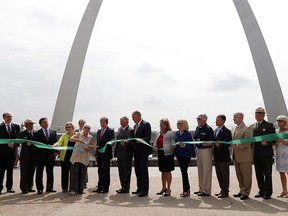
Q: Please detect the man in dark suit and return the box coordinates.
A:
[18,119,37,194]
[213,114,232,198]
[0,112,20,194]
[94,117,114,193]
[252,107,275,199]
[33,117,58,194]
[115,116,133,193]
[131,111,151,197]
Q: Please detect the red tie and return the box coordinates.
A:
[100,129,104,139]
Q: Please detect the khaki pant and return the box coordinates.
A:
[197,148,212,194]
[234,160,252,196]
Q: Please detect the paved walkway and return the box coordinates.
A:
[0,166,287,216]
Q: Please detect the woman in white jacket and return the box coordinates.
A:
[154,118,175,196]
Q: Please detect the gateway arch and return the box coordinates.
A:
[51,0,288,131]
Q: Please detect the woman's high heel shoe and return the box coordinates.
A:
[164,189,171,196]
[277,191,288,198]
[156,188,167,195]
[180,190,190,197]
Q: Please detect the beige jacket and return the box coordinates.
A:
[232,123,253,163]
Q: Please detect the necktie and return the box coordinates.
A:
[100,129,104,139]
[215,128,220,138]
[44,129,49,141]
[256,122,260,129]
[7,125,11,136]
[134,124,139,136]
[233,126,238,139]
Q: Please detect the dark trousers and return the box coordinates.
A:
[61,160,71,191]
[97,157,111,191]
[35,159,54,191]
[117,157,132,191]
[70,162,87,193]
[134,152,149,193]
[0,155,15,191]
[20,159,35,192]
[254,156,273,196]
[177,157,191,192]
[214,161,230,194]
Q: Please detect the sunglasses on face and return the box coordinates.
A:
[277,120,286,123]
[84,127,91,130]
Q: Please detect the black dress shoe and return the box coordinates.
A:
[93,188,100,193]
[138,192,148,197]
[46,189,56,193]
[132,190,139,195]
[218,193,229,198]
[28,189,36,193]
[62,189,68,193]
[97,190,108,193]
[233,193,242,197]
[263,195,271,199]
[22,190,29,194]
[255,193,264,198]
[37,190,43,194]
[194,191,201,194]
[198,192,210,196]
[7,189,15,193]
[117,189,129,194]
[240,195,249,200]
[215,191,222,196]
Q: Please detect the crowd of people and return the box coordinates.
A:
[0,108,287,200]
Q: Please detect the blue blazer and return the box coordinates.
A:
[174,130,195,158]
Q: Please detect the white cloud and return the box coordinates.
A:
[0,0,287,130]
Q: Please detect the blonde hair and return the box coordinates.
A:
[276,115,288,129]
[177,119,189,131]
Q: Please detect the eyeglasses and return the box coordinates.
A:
[66,126,72,129]
[277,120,286,123]
[5,116,12,118]
[196,118,202,120]
[84,127,91,130]
[177,123,182,125]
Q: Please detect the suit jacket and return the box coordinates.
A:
[0,122,20,158]
[213,125,232,162]
[18,129,36,161]
[33,128,57,161]
[115,126,133,159]
[232,123,253,163]
[252,120,275,157]
[133,120,152,156]
[96,127,115,159]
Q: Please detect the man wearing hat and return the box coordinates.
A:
[18,119,37,194]
[252,107,275,199]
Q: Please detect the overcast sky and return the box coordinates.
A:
[0,0,287,131]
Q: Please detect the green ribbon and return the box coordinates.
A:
[98,138,149,153]
[2,133,287,153]
[97,133,288,153]
[0,139,75,150]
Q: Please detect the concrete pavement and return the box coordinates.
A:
[0,165,287,216]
